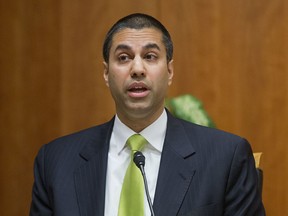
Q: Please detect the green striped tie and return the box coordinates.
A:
[118,134,147,216]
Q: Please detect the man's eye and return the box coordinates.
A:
[118,54,130,62]
[145,54,157,61]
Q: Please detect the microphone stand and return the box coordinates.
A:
[134,151,156,216]
[139,165,155,216]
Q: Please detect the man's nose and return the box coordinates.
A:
[130,56,146,78]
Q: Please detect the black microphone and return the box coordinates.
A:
[133,151,155,216]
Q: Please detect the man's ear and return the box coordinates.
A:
[167,59,174,86]
[103,61,109,87]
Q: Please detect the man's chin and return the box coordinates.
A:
[125,104,152,115]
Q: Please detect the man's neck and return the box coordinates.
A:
[117,108,165,133]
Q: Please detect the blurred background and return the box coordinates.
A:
[1,0,287,215]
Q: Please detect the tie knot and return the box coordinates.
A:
[127,134,147,152]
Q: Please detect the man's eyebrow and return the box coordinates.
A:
[144,43,160,51]
[114,44,132,52]
[114,43,161,53]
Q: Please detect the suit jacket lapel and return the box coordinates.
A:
[153,112,197,216]
[73,113,196,215]
[74,119,114,216]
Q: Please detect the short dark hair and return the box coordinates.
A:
[102,13,173,63]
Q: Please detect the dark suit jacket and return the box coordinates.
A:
[30,111,265,216]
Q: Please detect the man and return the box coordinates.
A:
[30,13,265,215]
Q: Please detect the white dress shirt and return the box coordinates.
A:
[104,110,167,216]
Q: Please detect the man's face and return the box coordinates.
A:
[103,27,173,120]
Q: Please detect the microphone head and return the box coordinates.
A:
[133,151,145,168]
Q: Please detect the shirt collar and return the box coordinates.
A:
[112,109,167,154]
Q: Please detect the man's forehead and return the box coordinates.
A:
[111,28,163,47]
[114,43,161,53]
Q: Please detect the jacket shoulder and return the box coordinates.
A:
[46,119,113,149]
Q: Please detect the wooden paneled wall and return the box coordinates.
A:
[1,0,287,215]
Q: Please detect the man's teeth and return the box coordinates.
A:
[131,87,146,92]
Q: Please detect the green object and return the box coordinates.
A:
[118,134,146,216]
[166,94,215,128]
